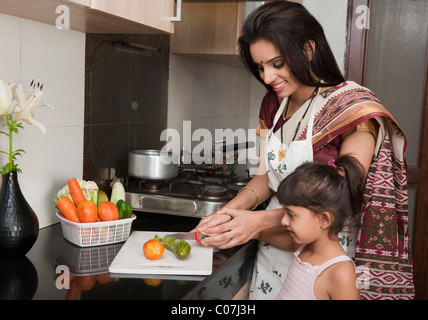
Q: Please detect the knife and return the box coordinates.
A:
[165,232,207,243]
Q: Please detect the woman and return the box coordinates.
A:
[192,1,414,300]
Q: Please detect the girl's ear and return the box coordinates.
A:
[303,40,316,62]
[319,211,333,229]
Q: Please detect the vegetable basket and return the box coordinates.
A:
[56,212,136,247]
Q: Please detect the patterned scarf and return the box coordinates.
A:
[311,82,415,300]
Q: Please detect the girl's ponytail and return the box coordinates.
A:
[332,155,366,220]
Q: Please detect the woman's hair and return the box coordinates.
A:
[238,1,345,90]
[277,155,366,236]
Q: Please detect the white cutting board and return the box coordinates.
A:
[109,231,213,276]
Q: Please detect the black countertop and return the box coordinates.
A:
[1,212,256,300]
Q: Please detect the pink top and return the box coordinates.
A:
[276,245,354,300]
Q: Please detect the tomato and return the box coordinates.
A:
[77,200,98,222]
[96,272,115,284]
[98,201,119,221]
[76,275,96,291]
[195,232,207,243]
[143,278,163,287]
[143,239,164,260]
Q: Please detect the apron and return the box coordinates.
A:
[249,92,319,300]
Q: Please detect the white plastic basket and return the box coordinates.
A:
[56,212,136,247]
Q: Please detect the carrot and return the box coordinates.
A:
[67,178,86,206]
[57,197,80,223]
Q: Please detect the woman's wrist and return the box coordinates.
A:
[237,186,260,210]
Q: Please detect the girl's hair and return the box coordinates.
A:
[277,155,366,236]
[238,1,345,90]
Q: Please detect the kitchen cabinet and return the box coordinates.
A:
[87,0,176,34]
[171,1,244,55]
[67,0,91,6]
[170,1,261,67]
[0,0,176,34]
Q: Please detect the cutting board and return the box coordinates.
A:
[108,231,213,276]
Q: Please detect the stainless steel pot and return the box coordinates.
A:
[128,150,179,180]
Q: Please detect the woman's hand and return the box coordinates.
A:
[190,211,233,248]
[191,207,263,249]
[191,210,232,232]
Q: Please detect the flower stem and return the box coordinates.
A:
[8,115,13,167]
[1,114,24,174]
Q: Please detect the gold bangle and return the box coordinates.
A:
[238,187,259,210]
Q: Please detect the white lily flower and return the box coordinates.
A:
[13,83,54,135]
[1,79,54,174]
[0,79,16,116]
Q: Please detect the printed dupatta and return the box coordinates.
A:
[310,82,415,300]
[258,81,415,299]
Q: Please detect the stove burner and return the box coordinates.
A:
[139,180,164,190]
[200,185,229,200]
[179,170,200,181]
[231,177,249,186]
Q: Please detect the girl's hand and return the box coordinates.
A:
[193,207,262,249]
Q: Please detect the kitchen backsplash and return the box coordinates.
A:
[83,34,171,190]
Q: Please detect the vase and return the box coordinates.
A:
[0,171,39,258]
[0,257,38,299]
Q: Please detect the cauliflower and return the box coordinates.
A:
[55,179,99,207]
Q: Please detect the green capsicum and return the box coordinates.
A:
[116,199,133,219]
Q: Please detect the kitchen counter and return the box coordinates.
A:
[1,212,257,300]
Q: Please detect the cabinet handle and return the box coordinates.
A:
[171,0,182,21]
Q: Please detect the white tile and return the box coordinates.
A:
[188,118,213,149]
[231,69,251,117]
[214,64,252,119]
[168,54,195,120]
[213,116,246,132]
[17,125,84,228]
[163,120,184,155]
[20,18,85,128]
[192,59,215,119]
[0,13,21,81]
[302,0,347,73]
[249,78,267,129]
[213,65,233,117]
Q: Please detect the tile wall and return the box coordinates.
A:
[0,13,85,228]
[167,54,266,153]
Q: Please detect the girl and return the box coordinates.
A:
[265,155,365,300]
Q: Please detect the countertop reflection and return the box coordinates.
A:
[3,212,256,300]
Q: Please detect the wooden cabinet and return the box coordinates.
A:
[170,1,263,67]
[171,1,245,55]
[0,0,176,34]
[67,0,91,7]
[88,0,175,34]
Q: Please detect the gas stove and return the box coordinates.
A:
[125,165,250,218]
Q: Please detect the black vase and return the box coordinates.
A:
[0,257,38,299]
[0,171,39,258]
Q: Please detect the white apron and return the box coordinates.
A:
[249,92,319,300]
